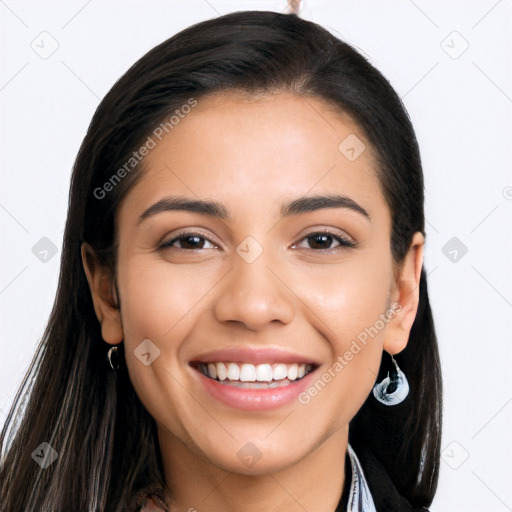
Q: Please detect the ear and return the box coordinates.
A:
[81,242,123,345]
[383,232,424,355]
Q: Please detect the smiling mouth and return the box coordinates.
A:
[192,361,316,389]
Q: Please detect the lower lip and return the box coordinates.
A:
[194,367,316,411]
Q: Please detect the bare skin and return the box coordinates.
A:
[82,91,424,512]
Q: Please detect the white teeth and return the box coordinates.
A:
[287,363,298,381]
[200,362,312,383]
[207,363,217,380]
[216,362,227,381]
[273,364,287,380]
[240,363,256,382]
[227,363,240,380]
[256,363,272,382]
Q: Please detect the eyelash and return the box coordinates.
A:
[158,230,357,252]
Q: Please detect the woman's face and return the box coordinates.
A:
[85,91,422,476]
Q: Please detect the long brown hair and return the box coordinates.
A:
[0,11,442,511]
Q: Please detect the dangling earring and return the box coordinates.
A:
[372,354,409,406]
[107,345,120,371]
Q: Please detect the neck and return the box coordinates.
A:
[158,425,348,512]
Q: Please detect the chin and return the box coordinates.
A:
[196,434,311,476]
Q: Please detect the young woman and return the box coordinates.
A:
[0,10,442,512]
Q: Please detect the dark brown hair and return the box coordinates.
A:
[0,10,442,511]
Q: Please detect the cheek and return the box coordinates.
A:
[114,258,216,421]
[294,256,392,418]
[298,251,393,350]
[117,257,217,342]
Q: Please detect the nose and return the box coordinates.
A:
[213,249,295,331]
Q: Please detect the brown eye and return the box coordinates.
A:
[159,232,217,250]
[308,233,335,250]
[293,231,356,251]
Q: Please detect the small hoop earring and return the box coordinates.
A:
[372,354,409,406]
[107,345,120,371]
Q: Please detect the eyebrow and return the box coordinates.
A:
[137,193,370,226]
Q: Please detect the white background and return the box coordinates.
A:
[1,1,511,510]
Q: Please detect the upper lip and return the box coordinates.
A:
[190,347,320,366]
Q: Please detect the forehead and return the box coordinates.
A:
[154,90,373,171]
[117,91,387,227]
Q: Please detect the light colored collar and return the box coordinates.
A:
[346,444,377,512]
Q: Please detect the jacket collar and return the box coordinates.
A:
[346,443,377,512]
